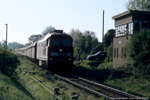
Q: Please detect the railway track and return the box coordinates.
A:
[21,58,148,100]
[55,74,148,100]
[23,71,62,100]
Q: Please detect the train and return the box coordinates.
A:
[14,30,73,73]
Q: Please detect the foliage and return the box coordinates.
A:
[97,62,113,70]
[126,0,150,11]
[74,60,128,81]
[28,34,42,43]
[17,56,98,100]
[8,42,24,50]
[70,29,115,60]
[27,26,55,45]
[88,61,102,70]
[126,29,150,76]
[0,40,7,47]
[91,43,104,54]
[70,29,99,59]
[42,26,55,36]
[0,46,20,77]
[104,29,115,50]
[83,31,99,53]
[107,43,113,61]
[105,77,150,97]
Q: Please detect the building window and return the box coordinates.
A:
[121,48,127,58]
[130,23,133,34]
[121,48,124,58]
[115,22,134,37]
[114,48,116,58]
[124,48,126,58]
[117,48,118,58]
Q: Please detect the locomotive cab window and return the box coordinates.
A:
[62,39,72,47]
[50,39,60,46]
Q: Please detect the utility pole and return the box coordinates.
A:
[102,10,104,43]
[5,24,8,47]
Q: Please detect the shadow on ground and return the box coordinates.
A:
[73,64,130,82]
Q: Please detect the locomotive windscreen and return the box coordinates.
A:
[50,39,60,46]
[50,38,72,47]
[62,39,72,47]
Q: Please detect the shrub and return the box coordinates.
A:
[127,29,150,76]
[0,47,20,77]
[107,43,113,61]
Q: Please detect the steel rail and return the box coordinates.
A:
[56,74,148,100]
[23,71,62,100]
[74,75,143,99]
[21,57,148,100]
[55,74,113,100]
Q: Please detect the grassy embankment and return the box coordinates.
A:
[0,73,34,100]
[74,60,150,98]
[1,55,149,99]
[15,55,102,100]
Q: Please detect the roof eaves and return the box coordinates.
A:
[112,10,131,19]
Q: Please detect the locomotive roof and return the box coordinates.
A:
[15,31,71,51]
[37,31,71,43]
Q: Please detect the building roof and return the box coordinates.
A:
[112,10,150,19]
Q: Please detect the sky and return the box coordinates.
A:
[0,0,128,44]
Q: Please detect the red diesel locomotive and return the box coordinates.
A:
[15,30,73,73]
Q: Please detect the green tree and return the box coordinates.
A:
[91,43,104,54]
[107,43,113,61]
[104,29,115,50]
[70,29,85,58]
[83,31,99,53]
[70,29,99,59]
[127,29,150,75]
[0,46,20,77]
[69,29,82,47]
[28,34,42,43]
[42,26,55,36]
[126,0,150,11]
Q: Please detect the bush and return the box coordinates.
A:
[0,47,20,77]
[107,43,113,61]
[127,29,150,76]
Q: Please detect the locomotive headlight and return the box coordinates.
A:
[69,58,72,61]
[59,49,63,52]
[50,58,53,61]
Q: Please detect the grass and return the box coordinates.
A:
[5,55,149,99]
[74,60,113,70]
[74,60,150,98]
[16,56,57,100]
[104,77,150,98]
[16,55,102,100]
[0,73,34,100]
[73,60,126,81]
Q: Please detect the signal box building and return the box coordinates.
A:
[112,10,150,68]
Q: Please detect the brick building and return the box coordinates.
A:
[112,10,150,68]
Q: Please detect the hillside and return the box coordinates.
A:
[8,42,24,50]
[0,73,34,100]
